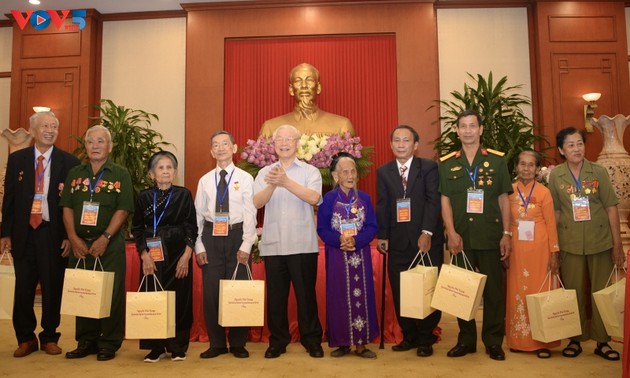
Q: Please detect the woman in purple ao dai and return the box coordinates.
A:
[317,152,379,359]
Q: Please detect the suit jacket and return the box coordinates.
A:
[1,145,80,258]
[376,156,444,252]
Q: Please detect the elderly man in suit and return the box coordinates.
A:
[1,111,80,357]
[376,124,444,357]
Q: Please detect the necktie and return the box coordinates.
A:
[29,155,45,229]
[400,165,408,192]
[216,169,229,213]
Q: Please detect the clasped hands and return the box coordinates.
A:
[69,235,108,260]
[264,166,288,187]
[339,234,356,252]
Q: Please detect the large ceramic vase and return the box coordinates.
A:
[591,114,630,255]
[0,128,33,223]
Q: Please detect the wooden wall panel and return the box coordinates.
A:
[551,54,618,158]
[183,1,440,191]
[9,10,102,154]
[548,16,616,42]
[532,2,630,162]
[19,67,80,153]
[21,32,82,58]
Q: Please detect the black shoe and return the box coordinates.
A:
[306,344,324,358]
[392,340,417,352]
[264,345,286,359]
[485,345,506,361]
[65,342,98,359]
[417,344,433,357]
[229,346,249,358]
[447,343,476,357]
[96,348,115,361]
[200,347,228,359]
[144,349,166,363]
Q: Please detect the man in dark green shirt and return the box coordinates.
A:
[60,125,134,361]
[439,110,513,361]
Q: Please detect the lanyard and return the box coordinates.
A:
[215,169,235,209]
[517,181,535,216]
[152,189,173,237]
[568,166,582,192]
[465,165,479,189]
[337,189,355,218]
[88,170,106,202]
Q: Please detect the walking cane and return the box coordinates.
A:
[379,249,387,349]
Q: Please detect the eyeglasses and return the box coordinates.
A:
[274,137,297,143]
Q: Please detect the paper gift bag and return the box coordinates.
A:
[592,269,625,340]
[400,251,438,319]
[0,251,15,320]
[219,264,265,327]
[526,276,581,343]
[125,275,175,339]
[430,252,486,321]
[61,258,115,319]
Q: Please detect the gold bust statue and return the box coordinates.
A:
[259,63,355,137]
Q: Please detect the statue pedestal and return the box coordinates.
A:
[591,115,630,256]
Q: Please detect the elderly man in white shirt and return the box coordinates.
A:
[195,131,257,360]
[253,124,324,359]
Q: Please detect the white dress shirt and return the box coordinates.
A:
[194,162,257,254]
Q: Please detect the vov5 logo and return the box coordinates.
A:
[11,10,86,31]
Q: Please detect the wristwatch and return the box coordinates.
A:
[102,231,113,241]
[502,231,513,237]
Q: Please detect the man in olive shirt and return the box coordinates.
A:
[439,110,512,361]
[59,125,134,361]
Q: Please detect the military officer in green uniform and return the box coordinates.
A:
[60,125,134,362]
[439,110,513,361]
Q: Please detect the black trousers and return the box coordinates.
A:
[201,226,249,348]
[13,223,67,344]
[388,240,443,346]
[264,253,322,348]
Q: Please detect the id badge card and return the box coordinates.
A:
[80,201,99,226]
[396,198,411,223]
[31,193,44,214]
[572,196,591,222]
[466,189,484,214]
[517,218,535,241]
[212,213,229,236]
[340,221,358,237]
[146,237,165,262]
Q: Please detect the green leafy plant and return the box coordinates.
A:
[431,72,550,174]
[74,99,172,233]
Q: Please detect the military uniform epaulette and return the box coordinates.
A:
[485,148,505,157]
[439,151,457,162]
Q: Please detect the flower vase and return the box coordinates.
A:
[591,114,630,255]
[0,128,33,223]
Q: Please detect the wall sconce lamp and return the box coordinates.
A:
[32,106,51,113]
[582,92,601,132]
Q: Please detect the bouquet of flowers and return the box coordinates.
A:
[536,165,555,186]
[238,132,373,186]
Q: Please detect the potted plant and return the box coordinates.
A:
[73,99,173,234]
[431,72,550,174]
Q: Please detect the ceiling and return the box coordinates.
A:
[0,0,248,21]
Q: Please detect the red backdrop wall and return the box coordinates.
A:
[223,34,398,199]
